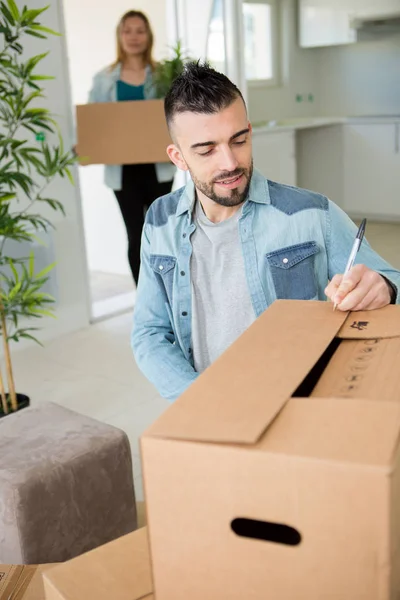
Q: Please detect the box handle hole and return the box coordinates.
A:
[231,518,301,546]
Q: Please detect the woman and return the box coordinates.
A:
[87,10,175,285]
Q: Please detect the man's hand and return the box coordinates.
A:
[325,264,393,311]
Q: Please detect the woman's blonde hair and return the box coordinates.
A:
[110,10,156,71]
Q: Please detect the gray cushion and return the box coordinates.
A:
[0,402,137,563]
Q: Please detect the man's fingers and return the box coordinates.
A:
[350,276,392,311]
[325,274,343,301]
[334,279,356,306]
[351,289,380,311]
[337,270,390,311]
[340,287,378,312]
[333,265,365,306]
[326,266,392,311]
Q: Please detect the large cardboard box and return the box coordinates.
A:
[76,99,172,165]
[0,564,52,600]
[141,300,400,600]
[43,527,153,600]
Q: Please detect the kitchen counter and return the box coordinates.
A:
[252,115,400,134]
[346,115,400,124]
[252,117,345,134]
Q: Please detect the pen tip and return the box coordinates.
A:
[333,303,337,312]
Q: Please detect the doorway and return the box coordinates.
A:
[61,0,169,321]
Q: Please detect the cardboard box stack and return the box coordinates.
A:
[141,300,400,600]
[40,300,400,600]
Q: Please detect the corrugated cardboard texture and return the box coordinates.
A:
[142,301,400,600]
[0,564,51,600]
[43,528,152,600]
[76,99,171,165]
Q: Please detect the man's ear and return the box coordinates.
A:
[166,144,189,171]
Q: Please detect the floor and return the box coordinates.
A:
[9,221,400,503]
[354,220,400,269]
[89,271,136,322]
[90,271,134,303]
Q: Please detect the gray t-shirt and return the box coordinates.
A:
[191,200,255,373]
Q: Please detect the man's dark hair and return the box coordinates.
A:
[164,61,245,128]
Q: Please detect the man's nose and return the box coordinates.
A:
[218,147,239,173]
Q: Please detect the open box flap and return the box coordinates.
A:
[338,305,400,339]
[144,301,348,445]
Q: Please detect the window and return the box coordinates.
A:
[206,0,279,87]
[243,0,279,86]
[206,0,226,73]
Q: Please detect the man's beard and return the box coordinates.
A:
[189,160,253,207]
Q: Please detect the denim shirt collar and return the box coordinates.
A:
[176,168,271,217]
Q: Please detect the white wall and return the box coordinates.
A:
[62,0,169,276]
[248,0,321,123]
[316,33,400,117]
[247,1,400,123]
[10,0,90,346]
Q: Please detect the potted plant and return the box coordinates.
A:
[0,0,76,417]
[152,40,192,99]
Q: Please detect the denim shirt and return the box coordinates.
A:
[132,169,400,401]
[87,63,175,190]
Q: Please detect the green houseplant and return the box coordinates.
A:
[152,40,192,99]
[0,0,76,417]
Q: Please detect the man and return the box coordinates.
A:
[132,62,400,401]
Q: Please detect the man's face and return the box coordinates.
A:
[167,97,253,207]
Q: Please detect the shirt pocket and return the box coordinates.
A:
[266,241,319,300]
[150,254,177,307]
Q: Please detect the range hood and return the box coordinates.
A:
[350,11,400,33]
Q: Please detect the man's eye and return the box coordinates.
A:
[233,140,246,145]
[199,149,213,156]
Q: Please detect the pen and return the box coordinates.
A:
[333,218,367,311]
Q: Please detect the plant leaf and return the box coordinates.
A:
[6,0,19,21]
[7,259,18,284]
[34,262,55,279]
[25,29,46,39]
[29,24,60,36]
[28,251,34,278]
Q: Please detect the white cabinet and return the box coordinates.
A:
[356,0,400,19]
[343,122,400,220]
[299,0,400,47]
[299,0,358,47]
[297,125,345,208]
[252,130,296,186]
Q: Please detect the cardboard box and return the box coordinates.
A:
[0,564,52,600]
[76,99,172,165]
[141,300,400,600]
[43,527,153,600]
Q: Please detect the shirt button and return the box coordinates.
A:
[188,347,192,354]
[282,258,288,264]
[180,271,185,276]
[182,311,188,316]
[183,233,186,238]
[159,265,164,270]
